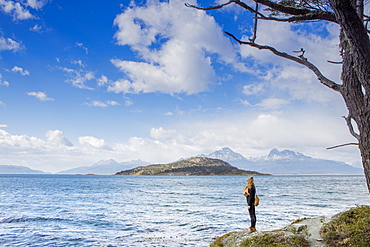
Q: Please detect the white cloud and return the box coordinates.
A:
[239,21,341,103]
[0,124,7,128]
[0,0,48,20]
[240,99,251,107]
[27,91,54,101]
[124,98,133,106]
[0,36,23,52]
[71,59,85,67]
[60,67,95,90]
[151,127,181,142]
[30,24,42,32]
[11,66,30,76]
[97,75,108,86]
[79,136,111,150]
[29,24,49,33]
[45,130,73,147]
[0,129,45,149]
[26,0,48,10]
[111,0,245,95]
[243,83,265,96]
[76,42,89,54]
[256,98,290,110]
[85,100,120,108]
[0,73,9,86]
[0,0,34,20]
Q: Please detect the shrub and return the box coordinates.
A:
[320,205,370,247]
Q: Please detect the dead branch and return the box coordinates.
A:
[257,12,337,23]
[327,143,358,149]
[185,1,265,19]
[342,115,360,141]
[327,60,343,64]
[224,31,342,91]
[184,1,234,11]
[185,0,337,23]
[249,2,259,43]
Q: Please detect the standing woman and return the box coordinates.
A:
[243,176,256,233]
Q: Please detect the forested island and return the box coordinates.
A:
[115,157,269,176]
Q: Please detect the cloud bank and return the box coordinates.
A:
[0,109,360,173]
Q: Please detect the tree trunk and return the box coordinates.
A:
[358,116,370,192]
[331,0,370,191]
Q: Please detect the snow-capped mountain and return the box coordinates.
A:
[263,148,310,161]
[201,147,363,175]
[201,147,247,161]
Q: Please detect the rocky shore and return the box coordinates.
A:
[211,216,329,247]
[211,205,370,247]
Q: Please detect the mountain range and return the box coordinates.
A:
[0,165,48,174]
[0,147,363,175]
[200,147,363,175]
[57,159,149,175]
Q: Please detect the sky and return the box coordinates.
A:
[0,0,366,173]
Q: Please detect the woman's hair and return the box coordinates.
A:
[247,176,254,188]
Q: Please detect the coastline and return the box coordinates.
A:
[211,205,370,247]
[211,216,329,247]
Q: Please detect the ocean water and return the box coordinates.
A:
[0,175,369,246]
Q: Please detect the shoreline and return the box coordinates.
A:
[211,216,329,247]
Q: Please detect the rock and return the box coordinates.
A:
[211,216,330,247]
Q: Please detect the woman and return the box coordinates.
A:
[243,176,256,233]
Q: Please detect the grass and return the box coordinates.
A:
[240,232,309,247]
[320,205,370,247]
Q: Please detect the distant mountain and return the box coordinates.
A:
[0,165,48,174]
[199,147,256,168]
[115,157,269,176]
[201,147,363,175]
[203,147,247,162]
[58,159,149,175]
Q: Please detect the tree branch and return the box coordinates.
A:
[185,0,338,23]
[184,1,234,11]
[249,2,259,43]
[342,115,360,141]
[327,143,358,150]
[257,12,337,23]
[225,31,342,92]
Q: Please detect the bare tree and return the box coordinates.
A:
[186,0,370,191]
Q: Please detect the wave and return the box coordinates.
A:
[0,216,68,224]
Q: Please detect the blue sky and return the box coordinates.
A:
[0,0,364,172]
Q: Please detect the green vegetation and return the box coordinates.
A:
[291,217,308,224]
[240,232,309,247]
[320,205,370,247]
[210,231,237,247]
[210,231,309,247]
[115,157,269,176]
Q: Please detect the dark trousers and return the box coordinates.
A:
[248,205,256,228]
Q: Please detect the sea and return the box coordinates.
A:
[0,174,369,246]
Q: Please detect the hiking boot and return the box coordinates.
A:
[248,227,256,233]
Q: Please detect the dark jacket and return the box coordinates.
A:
[246,185,256,207]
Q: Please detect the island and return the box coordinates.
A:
[115,157,269,176]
